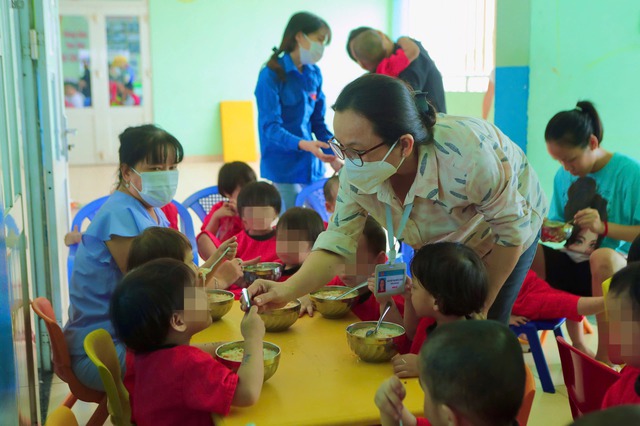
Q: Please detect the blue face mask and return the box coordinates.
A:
[299,34,325,65]
[131,169,179,207]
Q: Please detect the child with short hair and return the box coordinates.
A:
[375,320,525,426]
[391,242,488,378]
[323,175,340,214]
[276,207,325,279]
[602,261,640,408]
[350,29,419,77]
[111,259,265,425]
[198,162,257,259]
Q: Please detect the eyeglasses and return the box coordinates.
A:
[328,137,387,167]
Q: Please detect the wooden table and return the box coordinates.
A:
[191,301,424,426]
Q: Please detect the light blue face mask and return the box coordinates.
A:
[131,169,179,207]
[299,34,325,65]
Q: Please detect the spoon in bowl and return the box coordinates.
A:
[329,281,368,300]
[366,300,393,337]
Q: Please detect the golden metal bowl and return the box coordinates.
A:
[541,218,574,243]
[206,289,234,321]
[259,299,301,332]
[242,262,283,286]
[346,321,406,363]
[309,286,359,319]
[215,340,281,382]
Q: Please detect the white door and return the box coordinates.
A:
[60,0,152,165]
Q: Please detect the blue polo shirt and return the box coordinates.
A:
[63,191,169,355]
[255,53,333,184]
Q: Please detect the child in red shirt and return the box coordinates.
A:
[111,258,265,426]
[375,321,525,426]
[350,31,419,77]
[198,162,257,260]
[602,261,640,408]
[391,242,488,379]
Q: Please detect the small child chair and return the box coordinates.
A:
[84,329,132,426]
[556,336,621,418]
[170,199,199,264]
[67,196,109,282]
[516,364,536,426]
[183,185,227,222]
[30,297,108,425]
[44,406,79,426]
[510,318,566,393]
[295,178,330,221]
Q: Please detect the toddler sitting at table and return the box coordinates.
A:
[602,260,640,408]
[198,161,257,259]
[391,242,488,379]
[275,207,325,280]
[375,320,525,426]
[111,259,265,426]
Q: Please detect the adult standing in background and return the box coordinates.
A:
[255,12,340,211]
[347,27,446,113]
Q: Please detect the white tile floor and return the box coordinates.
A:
[51,160,585,425]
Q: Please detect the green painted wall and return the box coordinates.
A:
[445,92,491,121]
[495,0,530,67]
[149,0,390,157]
[527,0,640,198]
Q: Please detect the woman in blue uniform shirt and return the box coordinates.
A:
[255,12,341,210]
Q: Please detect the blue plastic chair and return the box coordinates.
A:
[68,197,199,281]
[68,196,109,282]
[182,186,227,222]
[397,242,414,277]
[510,318,566,393]
[294,178,330,222]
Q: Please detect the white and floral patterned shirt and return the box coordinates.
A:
[314,114,547,259]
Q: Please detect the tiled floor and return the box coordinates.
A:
[50,161,587,425]
[45,321,589,425]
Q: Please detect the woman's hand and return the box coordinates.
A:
[392,354,419,378]
[298,140,336,162]
[298,294,315,317]
[245,279,295,312]
[573,208,606,235]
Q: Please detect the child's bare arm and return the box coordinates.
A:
[197,233,217,260]
[397,37,419,62]
[232,306,265,406]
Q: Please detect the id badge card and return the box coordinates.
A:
[374,262,406,297]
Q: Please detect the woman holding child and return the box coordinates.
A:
[249,74,547,324]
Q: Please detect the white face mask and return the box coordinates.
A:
[130,168,179,207]
[345,140,405,194]
[299,34,325,65]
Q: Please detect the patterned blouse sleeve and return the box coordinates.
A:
[466,139,533,247]
[312,173,368,259]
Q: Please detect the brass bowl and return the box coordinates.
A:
[259,299,301,332]
[541,219,574,243]
[346,321,406,363]
[215,341,281,382]
[242,262,283,286]
[206,289,234,321]
[309,286,358,319]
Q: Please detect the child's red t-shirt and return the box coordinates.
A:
[326,276,405,322]
[199,201,244,245]
[227,230,280,299]
[409,317,438,354]
[376,48,410,77]
[601,365,640,408]
[132,345,238,426]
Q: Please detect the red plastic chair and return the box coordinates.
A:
[556,336,621,418]
[31,297,108,425]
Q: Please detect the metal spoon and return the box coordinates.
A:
[366,300,393,337]
[330,281,368,300]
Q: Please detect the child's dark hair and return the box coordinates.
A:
[346,26,374,61]
[545,100,604,148]
[118,124,184,185]
[323,175,339,203]
[361,216,386,256]
[218,162,257,198]
[267,12,331,82]
[564,177,608,248]
[349,29,386,65]
[127,227,192,271]
[236,181,282,218]
[609,262,640,320]
[419,320,525,426]
[628,234,640,263]
[276,207,324,244]
[410,242,488,316]
[111,259,196,353]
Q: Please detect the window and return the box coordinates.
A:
[404,0,495,92]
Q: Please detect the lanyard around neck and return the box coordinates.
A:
[385,203,413,264]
